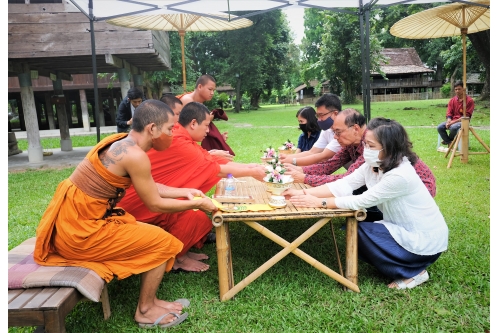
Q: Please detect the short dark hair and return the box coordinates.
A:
[160,94,183,110]
[367,117,418,172]
[454,81,464,88]
[178,102,210,127]
[341,108,366,128]
[315,93,342,112]
[131,99,173,132]
[196,74,216,87]
[127,87,144,100]
[296,106,321,133]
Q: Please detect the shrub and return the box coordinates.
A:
[440,83,451,98]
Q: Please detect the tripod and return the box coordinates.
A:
[444,117,490,168]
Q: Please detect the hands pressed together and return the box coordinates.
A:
[209,149,234,161]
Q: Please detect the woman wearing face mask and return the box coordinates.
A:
[283,117,448,290]
[295,106,321,153]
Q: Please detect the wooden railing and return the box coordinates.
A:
[371,78,442,88]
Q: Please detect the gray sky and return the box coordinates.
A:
[282,7,305,45]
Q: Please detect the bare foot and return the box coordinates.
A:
[135,303,179,326]
[154,298,183,313]
[173,255,209,272]
[186,251,209,261]
[388,270,427,289]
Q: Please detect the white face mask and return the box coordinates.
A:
[363,147,383,167]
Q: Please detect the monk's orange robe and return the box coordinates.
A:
[119,126,229,256]
[34,133,183,282]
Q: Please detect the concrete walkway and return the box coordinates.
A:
[8,126,117,172]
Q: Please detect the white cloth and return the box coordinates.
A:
[131,104,136,117]
[312,129,341,153]
[327,158,448,256]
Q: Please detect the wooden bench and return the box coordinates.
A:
[8,238,111,333]
[8,285,110,333]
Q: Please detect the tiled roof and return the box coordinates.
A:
[372,48,434,75]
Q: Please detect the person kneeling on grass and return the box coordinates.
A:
[283,117,448,289]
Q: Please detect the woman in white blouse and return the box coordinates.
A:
[283,118,448,289]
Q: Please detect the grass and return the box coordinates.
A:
[9,99,490,332]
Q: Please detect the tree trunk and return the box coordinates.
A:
[450,66,459,88]
[468,30,490,100]
[250,92,260,108]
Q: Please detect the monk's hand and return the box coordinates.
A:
[185,189,206,200]
[289,194,321,208]
[209,150,234,161]
[282,188,303,199]
[198,197,217,213]
[222,132,229,141]
[250,165,267,181]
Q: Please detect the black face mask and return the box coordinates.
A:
[299,123,308,133]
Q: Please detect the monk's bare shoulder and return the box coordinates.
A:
[99,137,146,173]
[180,93,195,104]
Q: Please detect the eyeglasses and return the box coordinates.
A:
[332,125,353,136]
[315,111,333,119]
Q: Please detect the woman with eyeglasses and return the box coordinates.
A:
[295,106,321,153]
[283,117,448,289]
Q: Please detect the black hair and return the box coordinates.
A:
[160,94,183,110]
[127,87,144,100]
[296,106,321,133]
[196,74,216,87]
[314,93,342,112]
[178,102,210,127]
[131,99,173,132]
[454,81,464,88]
[367,117,418,173]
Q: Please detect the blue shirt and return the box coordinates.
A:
[297,130,320,152]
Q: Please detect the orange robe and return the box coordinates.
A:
[119,126,229,256]
[34,133,183,282]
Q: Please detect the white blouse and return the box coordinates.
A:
[327,158,448,256]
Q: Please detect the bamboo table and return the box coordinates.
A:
[211,177,366,301]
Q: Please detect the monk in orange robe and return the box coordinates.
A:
[177,74,234,161]
[120,101,266,273]
[34,100,217,328]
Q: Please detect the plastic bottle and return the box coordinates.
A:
[225,174,236,196]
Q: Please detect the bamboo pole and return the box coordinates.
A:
[447,128,463,168]
[216,222,233,301]
[345,217,358,287]
[469,127,490,153]
[212,211,224,227]
[180,30,187,92]
[460,117,470,163]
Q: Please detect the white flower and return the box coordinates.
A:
[265,165,274,173]
[275,165,282,172]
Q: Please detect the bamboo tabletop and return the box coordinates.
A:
[212,177,365,223]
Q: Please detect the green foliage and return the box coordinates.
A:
[240,92,252,110]
[440,83,452,98]
[300,8,324,83]
[203,90,220,110]
[8,99,490,333]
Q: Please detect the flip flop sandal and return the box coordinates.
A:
[138,312,188,329]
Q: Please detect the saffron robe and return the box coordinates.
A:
[34,133,183,282]
[176,92,235,155]
[119,126,229,256]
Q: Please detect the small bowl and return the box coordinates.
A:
[263,176,293,195]
[268,195,287,208]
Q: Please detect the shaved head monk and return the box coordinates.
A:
[34,99,217,329]
[119,101,266,273]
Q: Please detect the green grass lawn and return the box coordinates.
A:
[9,99,490,332]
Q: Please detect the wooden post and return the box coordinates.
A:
[44,93,56,130]
[17,64,43,163]
[345,216,358,287]
[215,223,233,301]
[117,68,131,104]
[133,74,144,93]
[460,117,470,164]
[79,90,91,132]
[97,89,105,129]
[52,79,72,151]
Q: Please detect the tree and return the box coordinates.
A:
[319,9,384,104]
[300,8,325,84]
[468,30,489,100]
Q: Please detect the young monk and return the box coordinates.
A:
[120,102,266,273]
[34,100,217,329]
[178,74,235,160]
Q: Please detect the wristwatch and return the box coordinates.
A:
[321,200,327,208]
[292,158,297,166]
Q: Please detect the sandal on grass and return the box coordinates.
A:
[137,312,188,329]
[391,270,429,290]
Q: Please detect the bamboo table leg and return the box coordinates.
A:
[215,222,234,301]
[345,216,358,287]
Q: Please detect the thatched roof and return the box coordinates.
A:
[373,48,434,75]
[294,80,319,93]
